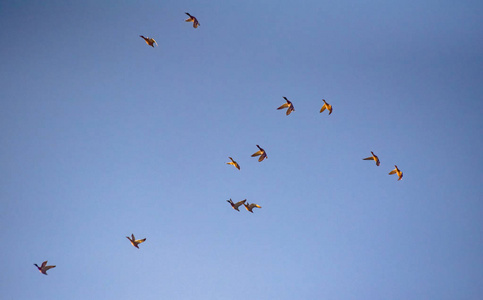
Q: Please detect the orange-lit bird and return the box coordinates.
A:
[227,199,246,211]
[363,151,380,166]
[388,165,403,180]
[126,234,146,249]
[139,35,157,47]
[251,145,267,162]
[320,99,333,115]
[226,157,240,170]
[277,97,295,115]
[243,202,262,213]
[185,12,200,28]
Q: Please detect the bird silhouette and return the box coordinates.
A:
[185,12,200,28]
[251,145,267,162]
[319,99,333,115]
[389,165,403,180]
[363,151,380,166]
[277,97,295,115]
[34,261,56,275]
[227,199,246,211]
[139,35,157,47]
[126,234,147,249]
[243,202,262,213]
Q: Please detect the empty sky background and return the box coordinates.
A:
[1,0,482,299]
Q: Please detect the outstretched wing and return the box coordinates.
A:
[135,238,146,244]
[389,170,397,175]
[41,261,48,268]
[258,152,267,162]
[44,265,56,271]
[320,105,327,113]
[363,156,375,161]
[277,103,289,110]
[251,151,262,157]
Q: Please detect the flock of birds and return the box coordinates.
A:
[33,11,403,276]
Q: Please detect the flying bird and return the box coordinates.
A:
[388,165,403,181]
[363,151,380,166]
[126,234,146,249]
[226,157,240,170]
[185,12,200,28]
[139,35,157,47]
[227,199,246,211]
[244,202,262,213]
[319,99,333,115]
[34,261,56,275]
[277,97,295,115]
[251,145,267,162]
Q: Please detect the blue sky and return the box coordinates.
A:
[1,0,482,299]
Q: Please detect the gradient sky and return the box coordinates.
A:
[1,1,482,299]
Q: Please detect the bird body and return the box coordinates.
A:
[227,199,246,211]
[185,12,200,28]
[126,234,146,249]
[389,165,403,180]
[34,261,55,275]
[244,202,262,213]
[277,97,295,115]
[320,99,333,115]
[139,35,157,47]
[363,151,380,166]
[226,157,240,170]
[251,145,267,162]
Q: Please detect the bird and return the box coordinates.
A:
[139,35,157,47]
[363,151,380,166]
[251,145,267,162]
[227,199,246,211]
[277,97,295,115]
[226,157,240,170]
[185,12,200,28]
[126,234,146,249]
[319,99,333,115]
[388,165,403,180]
[34,261,56,275]
[244,202,262,213]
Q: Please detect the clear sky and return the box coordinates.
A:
[1,1,482,299]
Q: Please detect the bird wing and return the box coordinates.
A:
[277,103,289,109]
[193,20,199,28]
[363,156,375,161]
[328,105,333,115]
[235,200,246,206]
[389,169,397,175]
[251,151,262,157]
[41,261,48,268]
[135,238,146,244]
[235,162,240,170]
[286,107,294,115]
[320,105,327,113]
[44,265,56,271]
[258,152,267,162]
[152,39,158,46]
[252,204,261,209]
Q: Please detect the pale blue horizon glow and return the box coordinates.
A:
[1,1,482,299]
